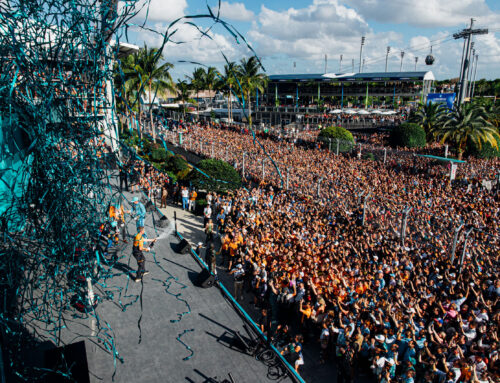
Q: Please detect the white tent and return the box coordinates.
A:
[357,110,370,115]
[329,109,342,114]
[371,110,383,114]
[343,109,357,114]
[381,110,397,115]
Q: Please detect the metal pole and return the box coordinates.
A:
[328,138,332,151]
[211,142,214,157]
[339,54,343,73]
[200,140,203,153]
[352,59,354,72]
[336,139,340,156]
[414,57,418,71]
[317,178,323,198]
[459,227,474,275]
[444,144,449,158]
[359,36,365,73]
[383,148,387,164]
[401,206,412,246]
[362,193,371,226]
[458,19,474,105]
[400,51,405,72]
[242,152,246,178]
[262,159,265,180]
[385,46,390,72]
[471,55,479,99]
[286,168,289,190]
[467,46,475,97]
[450,223,464,264]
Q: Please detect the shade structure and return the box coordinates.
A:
[329,109,342,114]
[357,110,370,115]
[343,109,357,114]
[381,110,397,115]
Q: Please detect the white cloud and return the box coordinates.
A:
[119,0,187,23]
[219,1,255,22]
[136,22,249,77]
[345,0,496,28]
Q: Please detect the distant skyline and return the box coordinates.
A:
[118,0,500,81]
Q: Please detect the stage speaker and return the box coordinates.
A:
[176,238,191,254]
[194,269,215,288]
[156,215,169,228]
[145,200,155,212]
[44,341,90,383]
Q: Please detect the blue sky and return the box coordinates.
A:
[118,0,500,81]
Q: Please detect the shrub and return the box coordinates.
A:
[389,123,426,148]
[362,152,375,161]
[318,126,354,152]
[165,171,177,184]
[151,147,167,162]
[168,155,189,174]
[466,134,500,158]
[188,159,241,192]
[195,199,207,216]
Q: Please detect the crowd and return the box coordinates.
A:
[133,117,499,382]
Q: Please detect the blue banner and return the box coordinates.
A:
[427,93,456,110]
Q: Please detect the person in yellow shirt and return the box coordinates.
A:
[132,226,156,282]
[188,189,197,212]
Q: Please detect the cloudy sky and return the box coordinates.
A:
[118,0,500,81]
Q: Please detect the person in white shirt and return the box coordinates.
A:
[203,204,212,226]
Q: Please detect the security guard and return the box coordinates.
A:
[132,226,156,282]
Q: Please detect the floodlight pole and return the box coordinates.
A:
[414,57,418,71]
[340,54,343,73]
[359,36,365,73]
[471,55,479,99]
[400,51,405,72]
[385,46,390,72]
[454,18,488,105]
[352,59,354,72]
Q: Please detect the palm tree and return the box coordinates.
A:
[136,45,175,141]
[436,103,499,159]
[410,102,447,140]
[237,57,268,128]
[187,67,206,115]
[204,66,218,107]
[113,54,137,134]
[217,61,238,122]
[175,80,196,119]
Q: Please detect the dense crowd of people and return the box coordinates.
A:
[132,118,499,382]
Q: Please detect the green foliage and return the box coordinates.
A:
[435,103,497,159]
[410,102,447,140]
[389,123,426,148]
[466,133,500,158]
[168,154,189,174]
[362,152,375,161]
[166,171,177,184]
[194,199,208,216]
[318,126,354,152]
[189,159,241,192]
[151,147,167,162]
[319,126,354,141]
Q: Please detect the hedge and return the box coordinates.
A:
[318,126,354,152]
[389,123,426,148]
[188,159,241,192]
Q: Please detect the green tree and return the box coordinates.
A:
[318,126,354,152]
[203,66,218,107]
[410,102,446,140]
[189,159,241,192]
[436,103,498,159]
[237,57,268,128]
[175,79,196,119]
[187,67,206,114]
[119,45,175,141]
[389,123,426,148]
[217,61,238,122]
